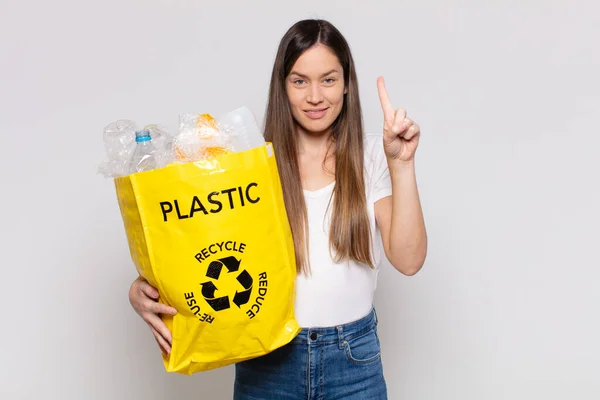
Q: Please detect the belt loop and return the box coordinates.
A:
[373,307,379,325]
[336,325,345,349]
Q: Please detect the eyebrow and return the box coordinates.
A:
[288,69,340,79]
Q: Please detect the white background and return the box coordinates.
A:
[1,0,599,399]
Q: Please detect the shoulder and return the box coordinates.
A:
[362,132,385,167]
[361,132,392,201]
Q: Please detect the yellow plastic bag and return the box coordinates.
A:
[114,143,301,374]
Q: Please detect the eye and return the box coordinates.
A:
[293,79,306,85]
[323,78,336,84]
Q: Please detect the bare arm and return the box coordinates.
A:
[375,160,427,275]
[374,76,427,275]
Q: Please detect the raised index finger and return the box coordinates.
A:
[377,76,395,121]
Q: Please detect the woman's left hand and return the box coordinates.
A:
[377,76,421,164]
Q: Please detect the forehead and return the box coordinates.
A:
[290,44,342,76]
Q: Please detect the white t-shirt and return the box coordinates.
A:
[294,133,393,328]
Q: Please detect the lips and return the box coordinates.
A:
[303,108,329,119]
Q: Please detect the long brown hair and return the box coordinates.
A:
[263,19,373,275]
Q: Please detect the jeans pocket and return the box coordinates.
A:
[343,328,381,365]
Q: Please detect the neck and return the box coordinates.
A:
[296,124,334,156]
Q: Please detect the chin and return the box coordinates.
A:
[299,118,335,135]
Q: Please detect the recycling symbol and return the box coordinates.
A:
[200,256,253,312]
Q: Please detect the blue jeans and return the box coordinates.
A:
[234,308,387,399]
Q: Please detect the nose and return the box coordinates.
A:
[306,83,324,105]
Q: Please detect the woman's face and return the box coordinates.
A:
[286,44,346,135]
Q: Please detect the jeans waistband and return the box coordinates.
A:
[291,307,378,346]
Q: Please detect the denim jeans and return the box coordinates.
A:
[234,308,387,399]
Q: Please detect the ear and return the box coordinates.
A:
[344,86,348,94]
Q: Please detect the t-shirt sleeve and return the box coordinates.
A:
[366,134,393,202]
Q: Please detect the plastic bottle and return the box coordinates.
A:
[218,106,265,152]
[129,130,157,173]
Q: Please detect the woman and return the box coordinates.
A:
[129,19,427,399]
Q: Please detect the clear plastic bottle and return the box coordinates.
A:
[129,130,157,173]
[218,106,265,152]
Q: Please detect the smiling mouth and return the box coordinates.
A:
[304,108,329,119]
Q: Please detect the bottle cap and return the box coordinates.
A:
[135,130,151,142]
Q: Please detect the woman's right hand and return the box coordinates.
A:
[129,276,178,355]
